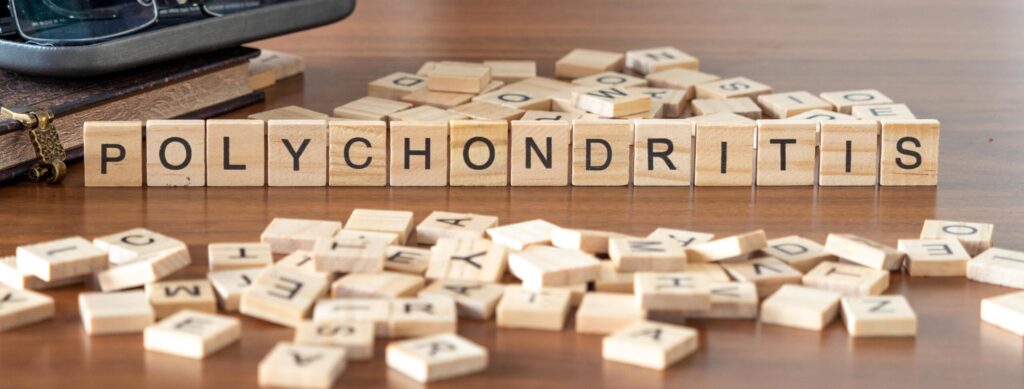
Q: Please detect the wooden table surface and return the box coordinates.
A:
[2,0,1023,387]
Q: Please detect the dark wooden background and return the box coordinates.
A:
[2,0,1023,387]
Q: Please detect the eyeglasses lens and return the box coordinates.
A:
[10,0,157,42]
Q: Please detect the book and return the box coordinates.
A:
[0,47,264,184]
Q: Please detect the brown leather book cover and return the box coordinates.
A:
[0,47,263,184]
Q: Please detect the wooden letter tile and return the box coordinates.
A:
[239,268,329,327]
[249,49,305,85]
[449,101,525,121]
[824,234,904,270]
[626,46,699,75]
[683,263,733,283]
[575,292,647,334]
[851,103,916,120]
[426,238,507,283]
[647,228,715,248]
[331,271,425,299]
[633,119,693,186]
[980,291,1024,336]
[143,310,240,359]
[415,211,498,245]
[346,209,415,244]
[294,320,374,360]
[385,246,431,275]
[690,112,755,124]
[78,291,155,335]
[208,242,273,271]
[609,238,687,272]
[818,120,880,186]
[427,63,491,94]
[692,97,762,119]
[967,248,1024,289]
[0,286,55,332]
[96,248,190,293]
[368,72,428,100]
[386,333,488,383]
[602,320,698,370]
[756,91,833,119]
[679,282,759,319]
[205,119,265,186]
[898,238,971,277]
[146,120,206,187]
[486,219,557,250]
[694,121,756,186]
[314,298,391,337]
[575,87,650,117]
[333,97,411,120]
[328,120,387,186]
[618,101,666,119]
[595,262,635,293]
[508,245,600,288]
[695,77,772,100]
[920,219,994,256]
[449,120,509,186]
[146,279,217,319]
[555,48,625,79]
[267,120,328,186]
[880,119,940,186]
[761,235,834,273]
[248,106,328,121]
[721,257,802,298]
[518,110,581,121]
[390,105,469,121]
[760,285,842,331]
[572,119,633,186]
[389,296,458,338]
[333,229,400,245]
[401,89,475,109]
[93,227,188,266]
[756,119,817,186]
[495,286,571,330]
[551,227,630,255]
[629,87,687,118]
[84,121,143,187]
[572,71,647,88]
[789,109,858,122]
[686,230,767,262]
[634,272,711,311]
[420,280,505,321]
[819,89,893,114]
[484,60,537,83]
[0,256,83,290]
[260,217,342,254]
[258,342,347,389]
[510,120,571,186]
[644,68,720,101]
[389,121,449,186]
[16,236,107,282]
[802,262,889,296]
[311,236,386,274]
[274,250,334,284]
[840,295,917,337]
[207,268,263,312]
[473,88,552,111]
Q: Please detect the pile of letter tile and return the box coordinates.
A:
[2,210,1022,387]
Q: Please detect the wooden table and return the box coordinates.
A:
[2,0,1023,387]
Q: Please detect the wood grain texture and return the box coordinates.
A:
[2,0,1024,387]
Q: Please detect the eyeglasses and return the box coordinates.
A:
[1,0,289,45]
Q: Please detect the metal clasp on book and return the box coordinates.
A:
[1,106,66,184]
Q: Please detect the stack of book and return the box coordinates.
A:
[0,47,265,183]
